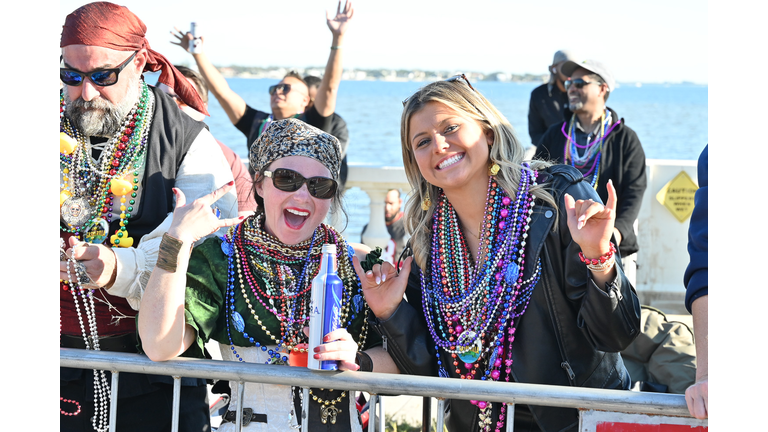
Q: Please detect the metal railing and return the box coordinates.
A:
[60,348,699,432]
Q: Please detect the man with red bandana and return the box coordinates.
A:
[59,2,237,431]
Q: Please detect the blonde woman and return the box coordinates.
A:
[355,76,641,432]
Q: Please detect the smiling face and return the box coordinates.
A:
[62,45,145,136]
[270,76,310,116]
[255,156,333,245]
[567,67,608,115]
[408,101,492,196]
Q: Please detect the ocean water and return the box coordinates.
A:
[148,75,708,238]
[200,78,708,163]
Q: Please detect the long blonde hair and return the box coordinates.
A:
[400,80,557,269]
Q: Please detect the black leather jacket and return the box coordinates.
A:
[369,165,641,432]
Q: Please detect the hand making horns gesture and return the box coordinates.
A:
[167,181,242,245]
[564,179,618,263]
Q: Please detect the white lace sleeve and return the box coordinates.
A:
[105,128,237,310]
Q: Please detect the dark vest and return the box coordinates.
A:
[60,86,205,337]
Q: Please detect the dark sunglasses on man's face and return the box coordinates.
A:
[60,51,138,87]
[263,168,338,199]
[564,78,601,91]
[268,83,292,96]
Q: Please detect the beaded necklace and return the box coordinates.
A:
[219,215,368,423]
[59,82,154,431]
[422,166,542,432]
[60,81,153,247]
[562,110,621,189]
[61,240,110,432]
[220,215,369,363]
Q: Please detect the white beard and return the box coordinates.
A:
[63,74,140,137]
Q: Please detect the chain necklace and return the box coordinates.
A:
[60,81,153,247]
[422,166,542,432]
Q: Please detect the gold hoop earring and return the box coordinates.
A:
[421,191,432,211]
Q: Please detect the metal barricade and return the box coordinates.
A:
[61,348,700,432]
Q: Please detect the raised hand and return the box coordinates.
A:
[167,182,241,245]
[326,0,354,37]
[352,255,412,320]
[170,26,195,53]
[564,179,617,259]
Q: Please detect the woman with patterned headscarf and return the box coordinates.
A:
[139,118,397,431]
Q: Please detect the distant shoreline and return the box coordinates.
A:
[154,66,708,86]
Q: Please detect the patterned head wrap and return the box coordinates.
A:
[250,118,341,179]
[61,1,208,115]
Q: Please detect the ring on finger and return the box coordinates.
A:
[74,260,94,285]
[212,206,221,219]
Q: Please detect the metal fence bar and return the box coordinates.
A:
[506,403,515,432]
[302,387,310,432]
[435,399,445,432]
[236,381,245,431]
[368,394,378,432]
[171,377,181,432]
[109,371,119,432]
[61,348,695,418]
[422,397,431,432]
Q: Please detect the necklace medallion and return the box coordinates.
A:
[61,197,94,227]
[83,218,109,244]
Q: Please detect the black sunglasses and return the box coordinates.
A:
[263,168,338,199]
[402,73,476,106]
[60,51,138,87]
[268,83,292,96]
[564,78,601,91]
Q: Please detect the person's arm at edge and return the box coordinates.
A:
[313,1,354,117]
[191,48,247,125]
[685,295,708,419]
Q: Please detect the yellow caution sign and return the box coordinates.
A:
[655,171,699,222]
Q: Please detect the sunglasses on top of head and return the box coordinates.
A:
[564,78,602,91]
[402,73,476,106]
[263,168,338,199]
[60,51,138,87]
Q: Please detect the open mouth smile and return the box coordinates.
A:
[437,153,464,170]
[283,208,310,229]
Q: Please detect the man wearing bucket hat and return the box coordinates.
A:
[59,2,237,431]
[527,50,576,147]
[535,59,647,286]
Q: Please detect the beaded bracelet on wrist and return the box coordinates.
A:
[578,242,617,266]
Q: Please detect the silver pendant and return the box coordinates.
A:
[61,197,94,228]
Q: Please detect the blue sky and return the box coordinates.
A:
[58,0,708,84]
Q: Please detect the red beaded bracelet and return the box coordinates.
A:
[579,243,617,266]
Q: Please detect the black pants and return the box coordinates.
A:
[60,370,210,432]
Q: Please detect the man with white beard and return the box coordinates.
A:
[58,2,237,431]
